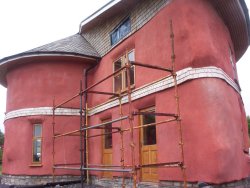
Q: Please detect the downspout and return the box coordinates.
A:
[83,61,99,183]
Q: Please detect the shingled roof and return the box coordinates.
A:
[0,34,100,64]
[26,34,100,58]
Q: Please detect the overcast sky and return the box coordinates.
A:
[0,0,250,132]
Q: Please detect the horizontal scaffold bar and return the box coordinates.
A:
[88,90,119,97]
[81,66,127,94]
[87,129,121,139]
[54,129,81,138]
[54,66,127,109]
[54,118,176,139]
[54,163,81,166]
[88,164,132,168]
[133,111,178,117]
[53,166,132,172]
[136,162,182,169]
[122,118,177,132]
[82,116,128,130]
[54,93,80,109]
[130,61,173,72]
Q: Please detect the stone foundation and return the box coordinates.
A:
[1,174,80,186]
[91,176,250,188]
[1,175,250,187]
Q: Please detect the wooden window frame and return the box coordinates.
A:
[31,124,43,165]
[113,49,136,93]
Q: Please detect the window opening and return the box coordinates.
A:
[104,123,113,149]
[142,108,156,145]
[33,124,42,163]
[111,17,131,45]
[114,50,135,93]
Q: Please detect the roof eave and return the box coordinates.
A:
[0,51,100,65]
[0,52,101,87]
[79,0,122,33]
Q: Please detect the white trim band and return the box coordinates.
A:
[4,66,240,121]
[5,107,80,121]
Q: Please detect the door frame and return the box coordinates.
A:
[139,106,158,182]
[102,118,113,178]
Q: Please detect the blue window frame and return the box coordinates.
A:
[110,17,131,46]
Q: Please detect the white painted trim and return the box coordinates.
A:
[5,107,80,121]
[4,66,240,121]
[79,0,122,31]
[0,53,97,67]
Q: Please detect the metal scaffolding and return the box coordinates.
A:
[51,20,187,188]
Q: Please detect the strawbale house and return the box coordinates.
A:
[0,0,250,187]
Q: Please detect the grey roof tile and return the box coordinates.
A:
[26,34,100,58]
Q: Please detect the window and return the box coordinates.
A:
[110,17,131,46]
[141,108,157,146]
[114,50,135,93]
[104,123,113,149]
[32,124,42,163]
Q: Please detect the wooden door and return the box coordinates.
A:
[140,107,158,182]
[102,119,113,178]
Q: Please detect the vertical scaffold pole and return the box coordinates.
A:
[125,55,137,188]
[52,97,55,182]
[86,103,89,184]
[79,80,84,188]
[170,20,187,188]
[119,95,125,188]
[84,69,89,185]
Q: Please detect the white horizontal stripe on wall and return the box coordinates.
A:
[5,66,240,121]
[5,107,80,121]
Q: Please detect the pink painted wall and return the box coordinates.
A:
[3,116,81,176]
[3,59,93,175]
[86,0,249,184]
[6,59,90,112]
[3,0,249,185]
[87,0,235,107]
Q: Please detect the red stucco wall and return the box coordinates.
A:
[3,0,249,184]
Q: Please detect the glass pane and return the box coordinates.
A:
[128,51,135,61]
[142,112,156,145]
[114,60,122,71]
[33,138,42,162]
[125,66,135,87]
[119,18,131,38]
[104,124,112,149]
[114,73,122,92]
[111,18,131,45]
[111,30,119,45]
[34,124,42,137]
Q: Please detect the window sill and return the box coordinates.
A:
[29,164,43,167]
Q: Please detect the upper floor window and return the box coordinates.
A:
[110,17,131,46]
[114,50,135,93]
[32,124,42,163]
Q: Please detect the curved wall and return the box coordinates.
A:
[3,60,91,176]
